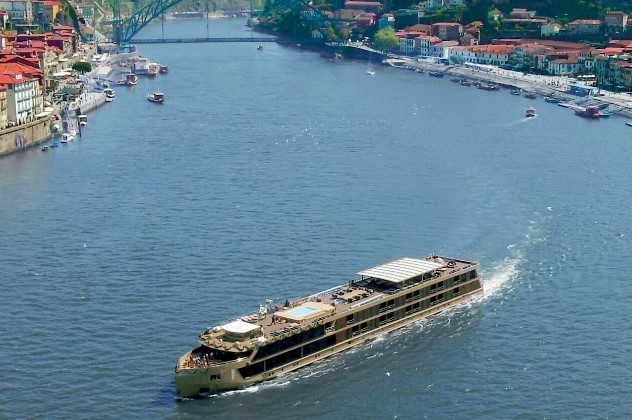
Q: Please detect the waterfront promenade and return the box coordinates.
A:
[384,56,632,117]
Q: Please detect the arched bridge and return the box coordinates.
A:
[109,0,330,44]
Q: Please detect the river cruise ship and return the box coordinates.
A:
[175,255,482,398]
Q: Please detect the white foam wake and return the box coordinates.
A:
[481,254,522,300]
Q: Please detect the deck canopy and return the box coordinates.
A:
[221,320,261,338]
[357,257,444,284]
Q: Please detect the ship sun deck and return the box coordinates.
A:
[197,256,477,350]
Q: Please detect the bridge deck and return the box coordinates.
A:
[131,37,279,44]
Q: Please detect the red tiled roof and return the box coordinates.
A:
[416,35,441,43]
[0,62,42,76]
[432,22,462,27]
[0,73,32,85]
[456,45,515,54]
[434,40,459,47]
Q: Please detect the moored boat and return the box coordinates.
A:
[428,71,444,78]
[523,91,537,99]
[160,65,169,74]
[511,89,521,95]
[478,83,498,91]
[175,255,483,398]
[626,122,632,127]
[104,88,115,102]
[41,145,49,151]
[78,115,88,127]
[544,96,561,103]
[147,91,165,103]
[460,79,472,86]
[126,73,138,86]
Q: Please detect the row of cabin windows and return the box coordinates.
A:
[345,272,477,326]
[239,335,336,378]
[253,325,325,361]
[350,286,467,338]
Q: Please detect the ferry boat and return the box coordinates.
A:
[526,107,536,118]
[147,92,165,103]
[575,106,603,119]
[126,73,138,86]
[104,88,115,103]
[175,256,483,398]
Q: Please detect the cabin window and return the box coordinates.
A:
[239,361,265,378]
[360,322,368,330]
[352,325,359,332]
[413,302,420,309]
[470,270,477,279]
[453,287,460,294]
[209,374,221,381]
[346,314,354,324]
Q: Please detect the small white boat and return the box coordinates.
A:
[104,88,116,98]
[61,133,74,143]
[147,91,165,103]
[626,122,632,127]
[526,107,537,118]
[78,115,88,126]
[126,73,138,86]
[366,69,375,76]
[41,145,49,151]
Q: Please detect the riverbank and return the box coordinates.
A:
[382,56,632,118]
[0,116,52,156]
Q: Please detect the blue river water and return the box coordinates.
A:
[2,18,632,419]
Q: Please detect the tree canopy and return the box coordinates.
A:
[72,61,92,74]
[374,27,399,51]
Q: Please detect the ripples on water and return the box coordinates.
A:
[3,18,632,419]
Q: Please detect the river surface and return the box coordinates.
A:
[2,18,632,419]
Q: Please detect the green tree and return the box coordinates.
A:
[374,27,399,51]
[72,61,92,74]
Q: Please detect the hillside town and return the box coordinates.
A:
[262,0,632,92]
